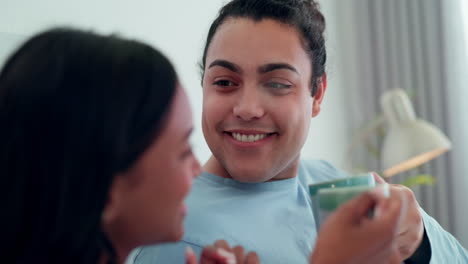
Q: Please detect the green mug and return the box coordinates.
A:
[308,173,375,229]
[315,184,390,227]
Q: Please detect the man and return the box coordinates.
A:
[135,0,468,263]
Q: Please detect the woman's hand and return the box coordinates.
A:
[186,240,260,264]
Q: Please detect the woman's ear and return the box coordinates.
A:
[102,175,125,225]
[312,74,327,117]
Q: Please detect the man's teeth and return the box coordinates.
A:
[232,133,268,142]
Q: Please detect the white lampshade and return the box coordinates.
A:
[380,89,451,177]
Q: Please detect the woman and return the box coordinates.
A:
[1,27,400,264]
[0,28,257,264]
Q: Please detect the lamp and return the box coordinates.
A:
[380,89,452,177]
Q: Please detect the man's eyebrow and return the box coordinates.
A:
[258,63,299,74]
[208,59,243,74]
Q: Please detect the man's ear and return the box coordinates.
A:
[312,74,327,117]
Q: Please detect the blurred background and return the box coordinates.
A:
[1,0,466,247]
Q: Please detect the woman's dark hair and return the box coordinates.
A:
[0,28,177,263]
[200,0,326,96]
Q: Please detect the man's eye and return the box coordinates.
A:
[266,82,292,89]
[213,80,237,87]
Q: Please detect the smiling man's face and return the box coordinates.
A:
[201,18,326,182]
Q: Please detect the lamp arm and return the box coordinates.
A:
[342,114,385,172]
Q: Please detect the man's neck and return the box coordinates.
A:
[203,155,300,182]
[203,156,231,178]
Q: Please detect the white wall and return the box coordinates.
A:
[0,0,349,167]
[0,32,24,65]
[302,0,349,166]
[443,0,468,248]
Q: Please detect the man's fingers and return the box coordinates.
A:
[371,193,407,238]
[387,186,410,226]
[334,192,377,222]
[372,172,386,184]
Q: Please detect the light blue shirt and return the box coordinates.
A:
[134,160,467,263]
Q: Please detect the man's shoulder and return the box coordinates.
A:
[298,159,349,185]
